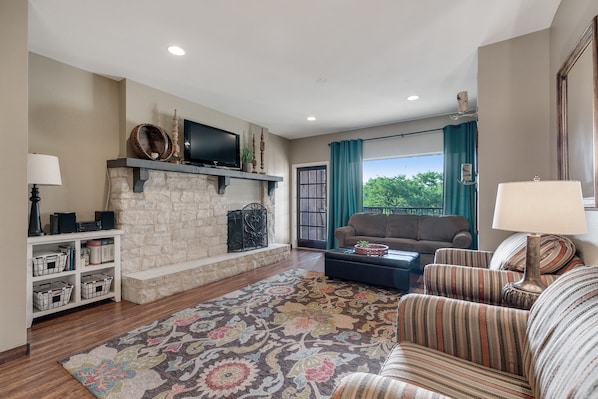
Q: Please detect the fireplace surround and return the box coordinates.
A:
[107,159,288,304]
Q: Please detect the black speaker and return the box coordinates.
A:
[56,212,76,234]
[49,214,59,234]
[95,211,115,230]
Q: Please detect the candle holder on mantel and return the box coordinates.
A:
[260,129,265,174]
[169,109,181,164]
[252,133,257,173]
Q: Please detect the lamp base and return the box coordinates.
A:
[501,282,541,310]
[501,233,545,310]
[28,184,45,237]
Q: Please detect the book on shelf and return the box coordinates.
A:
[58,244,75,271]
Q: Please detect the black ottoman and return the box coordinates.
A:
[325,248,419,291]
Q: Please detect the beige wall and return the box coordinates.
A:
[120,79,291,244]
[29,53,120,227]
[0,0,28,353]
[477,30,551,251]
[290,115,453,165]
[550,0,598,265]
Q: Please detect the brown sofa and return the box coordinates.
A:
[334,213,472,271]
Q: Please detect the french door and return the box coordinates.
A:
[297,165,327,249]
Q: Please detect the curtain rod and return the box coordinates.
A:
[363,127,442,142]
[327,127,443,146]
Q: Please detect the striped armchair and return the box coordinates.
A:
[423,233,584,306]
[331,266,598,399]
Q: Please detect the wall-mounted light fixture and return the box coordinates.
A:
[450,90,478,120]
[458,163,476,186]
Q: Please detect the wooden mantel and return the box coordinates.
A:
[107,158,283,195]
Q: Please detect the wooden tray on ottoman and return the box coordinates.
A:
[324,248,419,291]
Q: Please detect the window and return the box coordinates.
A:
[363,154,443,215]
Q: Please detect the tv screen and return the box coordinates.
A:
[183,119,240,169]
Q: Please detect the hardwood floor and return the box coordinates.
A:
[0,249,422,399]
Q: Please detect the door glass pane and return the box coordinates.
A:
[297,165,327,249]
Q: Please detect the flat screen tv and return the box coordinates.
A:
[183,119,240,169]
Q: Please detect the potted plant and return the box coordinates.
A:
[241,145,253,173]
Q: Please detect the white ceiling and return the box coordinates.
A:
[28,0,561,139]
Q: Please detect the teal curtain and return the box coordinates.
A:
[327,139,363,249]
[443,121,478,249]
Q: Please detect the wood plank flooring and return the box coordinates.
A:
[0,249,422,399]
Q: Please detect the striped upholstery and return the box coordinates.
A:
[434,248,494,268]
[398,294,529,375]
[424,264,560,306]
[380,343,533,399]
[525,266,598,398]
[331,372,452,399]
[426,247,583,306]
[331,268,598,399]
[489,233,576,274]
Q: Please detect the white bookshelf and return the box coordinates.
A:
[26,230,123,328]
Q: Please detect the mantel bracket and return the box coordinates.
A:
[268,181,278,196]
[218,176,231,194]
[132,168,149,193]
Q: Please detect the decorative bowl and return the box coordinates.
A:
[354,243,389,256]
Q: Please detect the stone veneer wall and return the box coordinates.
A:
[108,167,285,302]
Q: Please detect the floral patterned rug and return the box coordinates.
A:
[60,269,401,398]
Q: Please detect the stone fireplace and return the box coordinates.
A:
[107,159,289,304]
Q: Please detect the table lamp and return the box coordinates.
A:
[27,153,62,236]
[492,178,587,309]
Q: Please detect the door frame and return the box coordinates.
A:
[291,161,329,249]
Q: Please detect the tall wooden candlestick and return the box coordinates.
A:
[260,129,265,174]
[252,133,257,173]
[171,109,180,163]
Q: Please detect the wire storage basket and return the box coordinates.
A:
[81,273,113,299]
[32,251,68,276]
[33,281,73,311]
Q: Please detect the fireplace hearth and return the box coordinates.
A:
[227,203,268,252]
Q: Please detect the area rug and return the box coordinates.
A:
[60,269,401,399]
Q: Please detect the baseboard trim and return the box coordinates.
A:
[0,343,29,365]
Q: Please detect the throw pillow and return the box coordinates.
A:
[489,232,576,274]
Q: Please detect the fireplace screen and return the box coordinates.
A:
[227,203,268,252]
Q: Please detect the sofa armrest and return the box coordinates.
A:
[452,230,472,248]
[398,294,530,376]
[423,264,562,306]
[423,264,518,306]
[334,225,356,247]
[331,372,451,399]
[434,247,494,267]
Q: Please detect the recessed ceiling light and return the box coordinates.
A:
[307,116,316,121]
[168,46,185,56]
[407,95,419,101]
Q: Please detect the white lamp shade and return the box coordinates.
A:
[492,180,587,235]
[27,154,62,185]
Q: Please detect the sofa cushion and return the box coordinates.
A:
[380,343,533,399]
[418,215,470,242]
[489,233,576,274]
[374,237,418,252]
[556,255,584,274]
[413,240,455,256]
[385,214,420,239]
[348,213,387,237]
[526,267,598,398]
